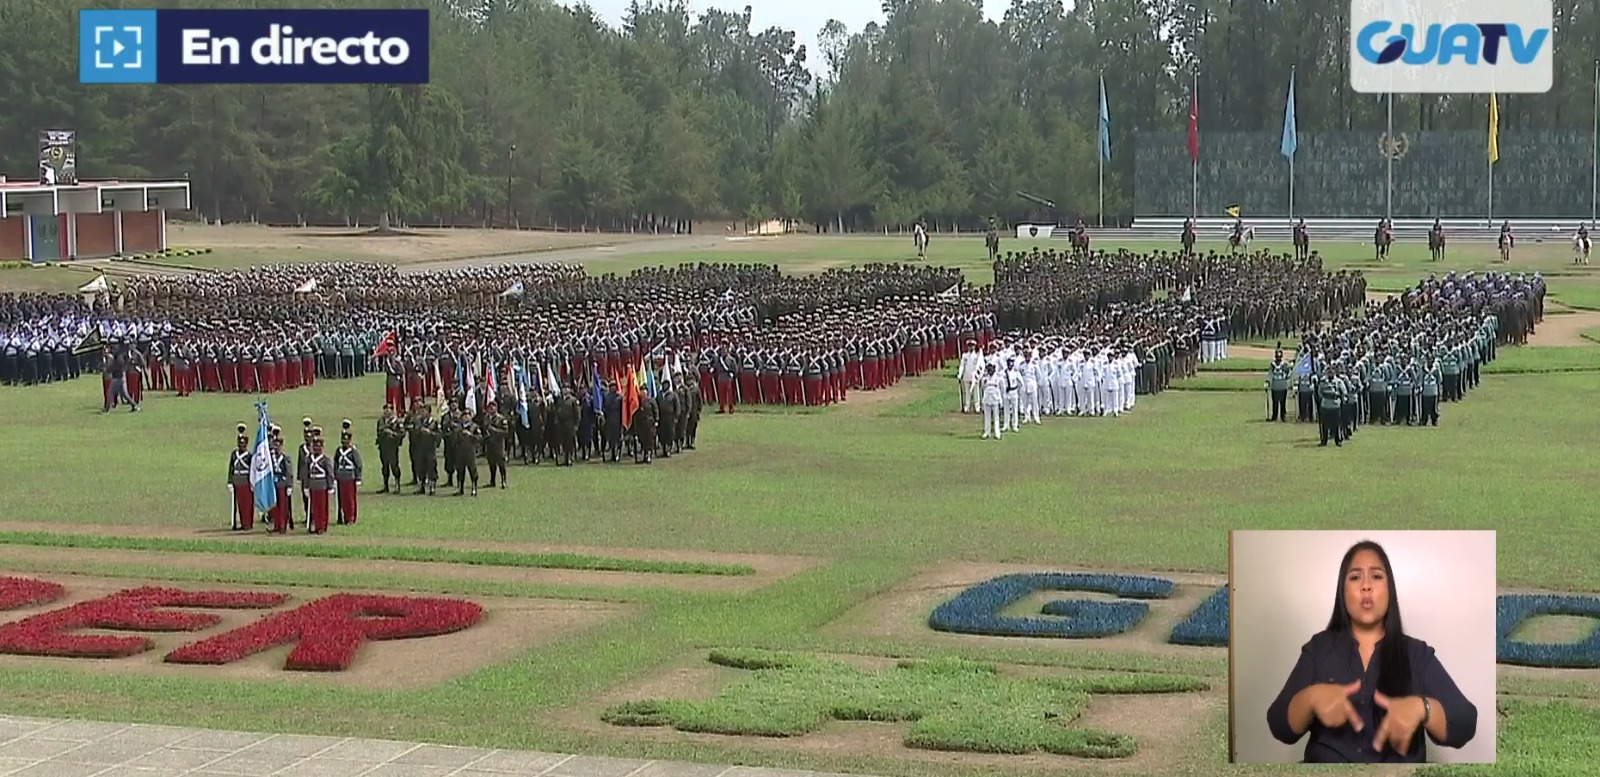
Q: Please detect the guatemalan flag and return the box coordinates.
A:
[514,361,530,428]
[249,400,277,512]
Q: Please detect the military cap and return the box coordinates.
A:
[340,430,352,441]
[311,426,324,436]
[236,423,248,435]
[302,417,313,428]
[341,418,352,431]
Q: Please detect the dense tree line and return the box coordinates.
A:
[3,0,1596,228]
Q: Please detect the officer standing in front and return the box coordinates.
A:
[376,403,405,493]
[1266,348,1291,422]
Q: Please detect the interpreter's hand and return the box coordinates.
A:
[1309,680,1365,732]
[1372,692,1425,755]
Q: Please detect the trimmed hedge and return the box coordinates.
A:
[928,573,1174,639]
[602,648,1209,758]
[1497,595,1600,668]
[1169,585,1229,647]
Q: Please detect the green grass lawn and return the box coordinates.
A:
[0,235,1596,776]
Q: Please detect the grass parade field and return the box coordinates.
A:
[0,230,1598,776]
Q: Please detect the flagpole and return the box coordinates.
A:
[1098,70,1105,228]
[1191,71,1199,219]
[1287,67,1295,220]
[1489,94,1495,226]
[1386,91,1394,222]
[1591,59,1598,226]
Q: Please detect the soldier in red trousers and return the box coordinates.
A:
[334,421,363,525]
[228,425,254,531]
[305,430,333,534]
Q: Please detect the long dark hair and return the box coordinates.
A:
[1326,540,1412,698]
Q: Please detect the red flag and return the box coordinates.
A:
[1187,92,1200,164]
[372,330,398,358]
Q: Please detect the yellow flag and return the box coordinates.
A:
[1488,94,1500,165]
[1225,205,1241,218]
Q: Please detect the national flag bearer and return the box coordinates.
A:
[228,424,254,530]
[248,402,278,533]
[269,429,294,533]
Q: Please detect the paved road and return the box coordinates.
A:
[399,235,729,274]
[0,714,869,777]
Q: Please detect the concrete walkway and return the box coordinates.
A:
[0,715,864,777]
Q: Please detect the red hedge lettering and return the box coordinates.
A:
[0,577,66,611]
[0,587,287,659]
[164,593,484,671]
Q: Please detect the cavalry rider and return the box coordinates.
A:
[1293,218,1308,253]
[1072,216,1088,246]
[1182,217,1196,244]
[1499,220,1514,261]
[1230,216,1244,246]
[1575,223,1590,264]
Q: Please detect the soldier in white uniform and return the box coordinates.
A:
[1021,351,1041,424]
[1002,358,1022,431]
[980,363,1004,439]
[1101,349,1120,417]
[1121,351,1138,412]
[1055,347,1075,415]
[958,340,983,413]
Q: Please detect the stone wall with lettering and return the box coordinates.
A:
[1134,130,1594,218]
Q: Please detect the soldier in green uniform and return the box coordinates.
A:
[1294,356,1315,422]
[1440,346,1462,402]
[408,403,440,495]
[1266,348,1292,422]
[631,387,657,464]
[1366,357,1391,425]
[1392,363,1414,426]
[441,399,460,488]
[451,407,481,496]
[483,399,509,489]
[1339,369,1359,441]
[1420,360,1441,426]
[375,403,406,493]
[1317,370,1343,447]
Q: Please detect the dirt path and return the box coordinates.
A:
[1527,311,1600,347]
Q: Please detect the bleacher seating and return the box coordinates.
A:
[1049,217,1596,244]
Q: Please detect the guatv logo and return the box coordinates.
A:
[79,8,428,85]
[1349,0,1552,94]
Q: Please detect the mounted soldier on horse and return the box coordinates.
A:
[912,220,929,261]
[985,217,1001,262]
[1574,224,1591,265]
[1374,218,1393,261]
[1070,217,1090,256]
[1428,219,1447,261]
[1227,218,1251,254]
[1292,218,1310,261]
[1181,218,1196,255]
[1498,220,1514,262]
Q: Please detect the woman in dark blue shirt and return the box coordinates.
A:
[1265,540,1478,763]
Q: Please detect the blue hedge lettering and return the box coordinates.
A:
[1169,585,1228,647]
[1497,595,1600,669]
[927,573,1173,639]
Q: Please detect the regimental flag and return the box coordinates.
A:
[1489,93,1501,165]
[621,368,639,429]
[1098,75,1112,162]
[513,362,530,428]
[591,366,604,413]
[1281,68,1298,159]
[546,362,560,397]
[432,361,445,409]
[372,330,398,358]
[483,358,498,401]
[249,401,277,513]
[465,356,478,415]
[1294,352,1315,377]
[1226,205,1242,218]
[1187,90,1200,164]
[73,325,102,355]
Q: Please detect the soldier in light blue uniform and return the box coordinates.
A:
[1419,359,1441,426]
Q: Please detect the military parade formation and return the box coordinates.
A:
[0,232,1560,531]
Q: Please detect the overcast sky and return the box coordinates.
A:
[582,0,1009,76]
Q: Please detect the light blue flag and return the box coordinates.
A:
[249,400,277,512]
[1098,75,1112,162]
[1294,353,1313,377]
[1281,68,1298,159]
